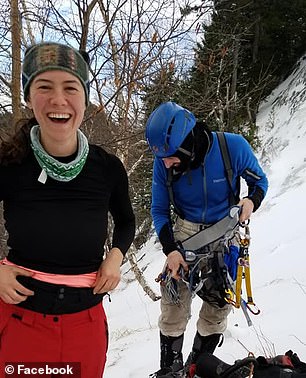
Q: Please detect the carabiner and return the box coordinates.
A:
[224,288,235,303]
[239,219,250,227]
[246,303,260,315]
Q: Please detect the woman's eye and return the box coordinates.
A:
[66,87,78,92]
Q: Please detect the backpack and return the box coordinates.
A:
[192,350,306,378]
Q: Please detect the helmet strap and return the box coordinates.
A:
[177,129,195,161]
[177,146,193,157]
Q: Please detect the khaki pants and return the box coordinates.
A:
[158,217,232,337]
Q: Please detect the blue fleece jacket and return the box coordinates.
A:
[151,132,268,244]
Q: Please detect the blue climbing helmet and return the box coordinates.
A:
[145,102,196,158]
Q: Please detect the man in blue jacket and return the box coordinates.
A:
[145,102,268,377]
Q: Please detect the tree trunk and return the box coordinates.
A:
[126,245,161,302]
[10,0,22,123]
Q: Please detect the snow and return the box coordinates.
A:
[103,56,306,377]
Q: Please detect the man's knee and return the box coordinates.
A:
[197,302,231,335]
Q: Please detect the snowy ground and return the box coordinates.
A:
[103,56,306,377]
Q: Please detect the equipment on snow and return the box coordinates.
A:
[188,349,306,377]
[192,352,254,377]
[150,350,306,377]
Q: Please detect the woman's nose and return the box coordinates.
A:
[50,88,68,105]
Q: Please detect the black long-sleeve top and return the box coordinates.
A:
[0,145,135,274]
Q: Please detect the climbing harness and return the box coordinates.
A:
[179,237,236,309]
[179,206,240,307]
[155,207,240,308]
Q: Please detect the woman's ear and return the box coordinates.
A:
[26,100,33,110]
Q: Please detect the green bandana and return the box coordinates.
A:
[30,125,89,183]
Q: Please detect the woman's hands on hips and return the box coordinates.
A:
[0,264,34,304]
[93,248,124,294]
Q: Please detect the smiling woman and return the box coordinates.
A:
[28,70,87,159]
[0,42,135,377]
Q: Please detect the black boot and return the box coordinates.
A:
[191,332,222,362]
[184,332,222,376]
[150,333,184,377]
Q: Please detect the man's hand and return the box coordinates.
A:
[166,250,188,280]
[238,198,254,223]
[0,265,34,304]
[93,248,124,294]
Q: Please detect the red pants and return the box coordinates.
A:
[0,301,108,377]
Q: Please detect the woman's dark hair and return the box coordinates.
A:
[0,117,37,165]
